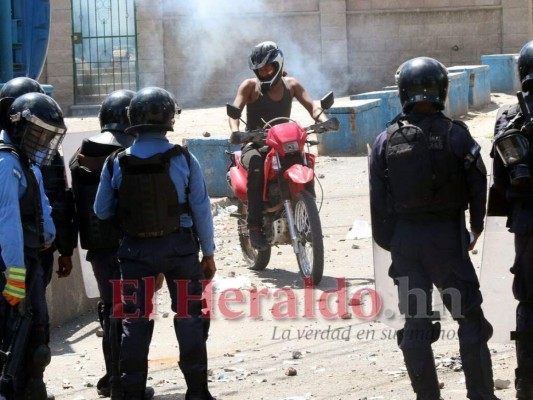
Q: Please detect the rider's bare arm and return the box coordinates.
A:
[287,77,328,123]
[229,79,259,132]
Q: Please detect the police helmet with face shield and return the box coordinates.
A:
[3,93,67,166]
[125,87,180,135]
[99,89,136,133]
[518,40,533,92]
[397,57,449,113]
[248,41,284,92]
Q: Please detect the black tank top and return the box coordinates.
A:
[246,79,292,130]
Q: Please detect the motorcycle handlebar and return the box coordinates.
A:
[229,118,339,145]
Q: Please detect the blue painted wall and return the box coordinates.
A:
[444,71,469,118]
[447,65,491,109]
[350,90,402,128]
[481,54,520,94]
[183,137,240,198]
[318,99,382,156]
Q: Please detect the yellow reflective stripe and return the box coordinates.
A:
[4,286,25,297]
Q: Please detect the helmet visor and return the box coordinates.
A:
[20,123,66,166]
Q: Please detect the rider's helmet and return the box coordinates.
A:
[99,89,136,133]
[518,40,533,92]
[4,92,67,166]
[397,57,449,113]
[126,87,180,135]
[248,41,284,92]
[0,77,45,99]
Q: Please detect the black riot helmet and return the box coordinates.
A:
[0,77,45,131]
[518,40,533,92]
[0,77,45,99]
[397,57,449,113]
[126,87,180,135]
[248,41,284,92]
[3,92,67,166]
[99,89,136,132]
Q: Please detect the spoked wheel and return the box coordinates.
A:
[237,202,271,271]
[293,191,324,285]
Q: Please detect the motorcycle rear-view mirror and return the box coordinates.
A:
[320,92,334,110]
[226,103,242,119]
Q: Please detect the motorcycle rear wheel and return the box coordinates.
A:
[238,202,271,271]
[294,190,324,285]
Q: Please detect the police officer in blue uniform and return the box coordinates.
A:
[94,87,216,400]
[491,40,533,399]
[0,77,77,287]
[0,92,67,399]
[69,89,152,399]
[369,57,499,400]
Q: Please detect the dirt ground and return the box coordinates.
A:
[45,93,520,400]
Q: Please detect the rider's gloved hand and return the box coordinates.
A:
[230,131,244,144]
[3,266,26,306]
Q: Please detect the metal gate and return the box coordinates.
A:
[71,0,138,104]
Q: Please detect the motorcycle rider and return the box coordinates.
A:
[69,89,158,399]
[94,87,216,399]
[228,40,327,250]
[369,57,499,399]
[491,39,533,399]
[0,92,67,399]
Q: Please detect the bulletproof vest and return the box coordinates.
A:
[385,114,467,215]
[246,79,292,130]
[0,143,43,248]
[69,138,123,250]
[117,145,190,238]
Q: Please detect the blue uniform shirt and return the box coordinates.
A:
[94,132,215,256]
[0,131,56,269]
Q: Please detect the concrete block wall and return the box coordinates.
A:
[45,0,533,112]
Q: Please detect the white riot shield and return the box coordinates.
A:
[480,184,517,343]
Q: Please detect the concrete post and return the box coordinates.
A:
[501,0,532,53]
[319,0,348,95]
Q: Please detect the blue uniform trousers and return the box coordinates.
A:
[116,230,207,396]
[512,234,533,384]
[0,248,51,398]
[390,219,497,400]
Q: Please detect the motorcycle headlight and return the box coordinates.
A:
[282,140,299,154]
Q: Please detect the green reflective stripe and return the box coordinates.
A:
[4,286,25,297]
[7,267,26,282]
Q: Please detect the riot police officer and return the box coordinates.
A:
[0,77,76,287]
[369,57,499,399]
[0,92,67,399]
[69,89,149,399]
[94,87,216,400]
[491,39,533,399]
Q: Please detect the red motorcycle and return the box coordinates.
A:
[226,92,339,285]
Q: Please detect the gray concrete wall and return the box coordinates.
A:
[45,0,533,113]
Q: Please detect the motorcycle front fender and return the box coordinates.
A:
[283,164,314,184]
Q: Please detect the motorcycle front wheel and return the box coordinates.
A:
[293,190,324,285]
[237,202,271,271]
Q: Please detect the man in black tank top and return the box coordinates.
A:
[228,41,327,250]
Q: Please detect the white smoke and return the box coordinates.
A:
[158,0,335,106]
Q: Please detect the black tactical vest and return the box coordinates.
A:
[117,145,190,238]
[385,114,467,215]
[70,139,123,250]
[0,143,43,248]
